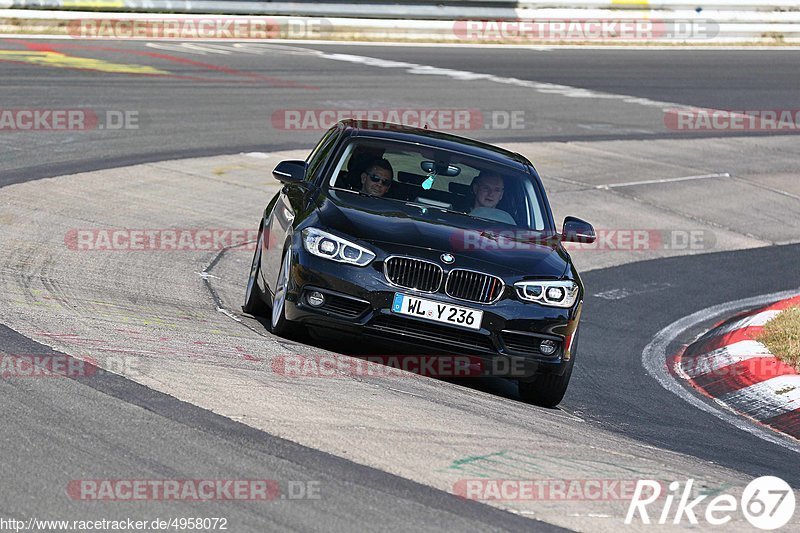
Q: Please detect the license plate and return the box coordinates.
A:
[391,293,483,330]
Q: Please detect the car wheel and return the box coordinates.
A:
[243,225,269,316]
[517,333,578,408]
[271,244,300,337]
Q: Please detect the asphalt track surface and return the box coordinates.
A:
[3,40,800,183]
[0,324,559,532]
[1,39,800,530]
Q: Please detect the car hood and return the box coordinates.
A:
[315,190,570,278]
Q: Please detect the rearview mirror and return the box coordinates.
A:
[562,216,596,243]
[421,161,461,177]
[272,160,306,183]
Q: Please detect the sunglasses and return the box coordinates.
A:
[368,174,392,187]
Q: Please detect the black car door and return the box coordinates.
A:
[263,125,342,295]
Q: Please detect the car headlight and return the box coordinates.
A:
[514,280,579,308]
[302,228,375,267]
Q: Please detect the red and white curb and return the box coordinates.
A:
[672,295,800,439]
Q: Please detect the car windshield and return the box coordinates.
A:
[326,138,547,230]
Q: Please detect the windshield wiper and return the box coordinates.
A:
[403,202,472,218]
[337,189,409,204]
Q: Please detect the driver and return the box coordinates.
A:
[360,158,394,197]
[470,172,515,224]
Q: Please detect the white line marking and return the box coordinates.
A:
[229,43,271,54]
[309,52,699,111]
[158,42,233,55]
[593,283,672,301]
[721,376,800,421]
[596,173,731,190]
[642,288,800,453]
[2,36,775,126]
[386,387,426,398]
[708,309,782,337]
[217,306,242,323]
[732,176,800,202]
[180,43,236,54]
[146,42,210,55]
[249,42,800,51]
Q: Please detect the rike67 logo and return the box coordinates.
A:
[626,477,795,530]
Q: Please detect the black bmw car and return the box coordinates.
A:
[244,120,595,407]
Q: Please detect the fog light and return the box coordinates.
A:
[307,291,325,307]
[539,339,557,356]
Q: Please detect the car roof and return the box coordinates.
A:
[340,120,533,173]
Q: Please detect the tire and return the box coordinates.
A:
[243,226,269,316]
[270,244,300,338]
[517,333,578,408]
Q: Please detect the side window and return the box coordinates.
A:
[305,126,340,182]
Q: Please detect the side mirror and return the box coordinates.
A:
[562,216,596,243]
[272,160,306,183]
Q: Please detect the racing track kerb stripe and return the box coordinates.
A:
[642,288,800,454]
[680,340,771,378]
[686,357,797,399]
[676,296,800,438]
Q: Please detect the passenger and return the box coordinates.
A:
[360,158,394,197]
[470,172,515,224]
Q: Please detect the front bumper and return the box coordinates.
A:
[283,245,581,378]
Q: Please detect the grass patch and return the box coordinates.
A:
[758,306,800,370]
